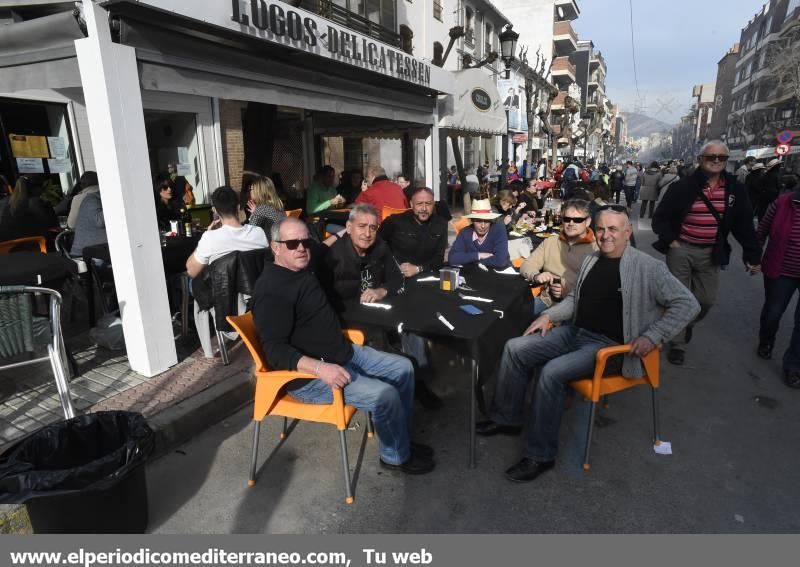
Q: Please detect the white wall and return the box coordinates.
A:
[493,0,554,70]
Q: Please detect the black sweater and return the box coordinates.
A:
[652,168,761,266]
[321,234,404,304]
[377,210,448,273]
[252,262,353,371]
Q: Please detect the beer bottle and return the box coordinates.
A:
[181,208,193,238]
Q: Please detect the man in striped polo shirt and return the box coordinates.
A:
[652,140,762,366]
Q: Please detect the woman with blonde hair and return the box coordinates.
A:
[247,175,285,236]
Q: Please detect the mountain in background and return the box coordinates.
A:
[621,112,672,139]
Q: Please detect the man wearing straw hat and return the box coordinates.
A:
[447,198,510,269]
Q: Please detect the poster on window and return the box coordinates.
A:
[16,157,45,173]
[47,137,68,159]
[496,79,528,133]
[9,134,50,158]
[176,163,192,176]
[47,158,72,174]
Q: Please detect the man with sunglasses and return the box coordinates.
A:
[520,199,598,317]
[251,216,435,475]
[652,140,762,366]
[477,206,699,482]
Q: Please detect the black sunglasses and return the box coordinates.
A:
[598,204,628,214]
[562,215,589,224]
[275,238,314,250]
[701,154,729,162]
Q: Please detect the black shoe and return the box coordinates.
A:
[667,348,685,366]
[684,326,693,344]
[504,458,555,483]
[475,420,522,437]
[757,343,773,360]
[410,442,434,459]
[783,369,800,389]
[380,452,435,475]
[415,381,443,410]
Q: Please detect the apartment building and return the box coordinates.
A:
[708,44,740,141]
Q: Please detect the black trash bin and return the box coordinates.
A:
[0,411,154,533]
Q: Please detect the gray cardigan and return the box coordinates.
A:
[544,245,700,377]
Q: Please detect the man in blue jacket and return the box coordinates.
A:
[448,198,510,269]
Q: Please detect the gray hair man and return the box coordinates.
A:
[477,206,700,482]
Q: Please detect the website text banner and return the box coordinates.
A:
[1,535,798,567]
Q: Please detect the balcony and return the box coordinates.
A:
[554,0,580,20]
[590,52,607,75]
[551,56,576,85]
[298,0,401,48]
[553,20,577,56]
[465,28,475,49]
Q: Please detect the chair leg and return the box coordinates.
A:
[582,401,597,471]
[338,430,354,504]
[48,344,75,419]
[217,330,230,365]
[602,394,610,409]
[366,412,374,438]
[180,274,190,338]
[280,417,288,439]
[651,388,661,445]
[248,420,261,486]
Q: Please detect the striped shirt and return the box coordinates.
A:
[758,199,800,278]
[679,179,726,245]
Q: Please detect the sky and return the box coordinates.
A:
[572,0,768,125]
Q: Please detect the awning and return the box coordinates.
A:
[0,10,85,92]
[438,69,507,137]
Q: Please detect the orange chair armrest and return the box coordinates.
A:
[341,329,365,345]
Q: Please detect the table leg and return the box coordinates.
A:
[469,357,478,469]
[84,266,96,327]
[180,273,189,337]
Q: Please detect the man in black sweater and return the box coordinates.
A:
[378,188,448,409]
[252,216,434,475]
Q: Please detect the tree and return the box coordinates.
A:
[769,21,800,115]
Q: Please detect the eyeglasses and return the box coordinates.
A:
[562,216,589,224]
[598,204,628,214]
[275,238,314,250]
[701,154,729,163]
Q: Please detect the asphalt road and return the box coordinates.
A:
[145,219,800,533]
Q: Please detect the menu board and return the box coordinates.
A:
[9,134,50,158]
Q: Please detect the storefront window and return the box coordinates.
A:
[0,97,79,202]
[144,110,204,204]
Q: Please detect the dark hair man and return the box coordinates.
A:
[477,206,699,482]
[252,217,434,474]
[652,140,762,366]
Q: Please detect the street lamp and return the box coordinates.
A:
[499,24,519,79]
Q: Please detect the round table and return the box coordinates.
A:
[0,252,77,286]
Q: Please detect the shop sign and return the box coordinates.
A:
[511,133,528,144]
[230,0,432,87]
[470,88,491,111]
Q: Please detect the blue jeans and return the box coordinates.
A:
[490,325,620,461]
[400,332,429,371]
[288,345,414,465]
[759,275,800,372]
[532,296,548,318]
[623,185,636,206]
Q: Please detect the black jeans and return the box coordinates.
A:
[623,185,636,206]
[759,275,800,372]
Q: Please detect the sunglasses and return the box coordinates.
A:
[275,238,314,250]
[701,154,729,163]
[562,216,589,224]
[598,204,628,214]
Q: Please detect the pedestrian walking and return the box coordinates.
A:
[652,140,762,366]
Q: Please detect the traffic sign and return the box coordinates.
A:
[777,130,794,144]
[776,143,790,156]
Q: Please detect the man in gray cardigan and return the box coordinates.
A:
[477,206,700,482]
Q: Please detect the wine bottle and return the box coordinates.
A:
[181,208,192,238]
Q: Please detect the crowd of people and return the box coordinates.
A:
[3,143,799,485]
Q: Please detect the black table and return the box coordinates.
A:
[338,265,532,467]
[82,235,201,326]
[0,252,77,286]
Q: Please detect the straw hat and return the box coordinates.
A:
[766,158,782,169]
[466,199,501,220]
[751,163,766,171]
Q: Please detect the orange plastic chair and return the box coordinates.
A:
[0,236,47,255]
[511,257,524,268]
[570,345,661,470]
[285,208,303,218]
[381,206,409,222]
[450,217,471,235]
[227,312,367,504]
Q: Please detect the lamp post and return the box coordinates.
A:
[499,24,519,80]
